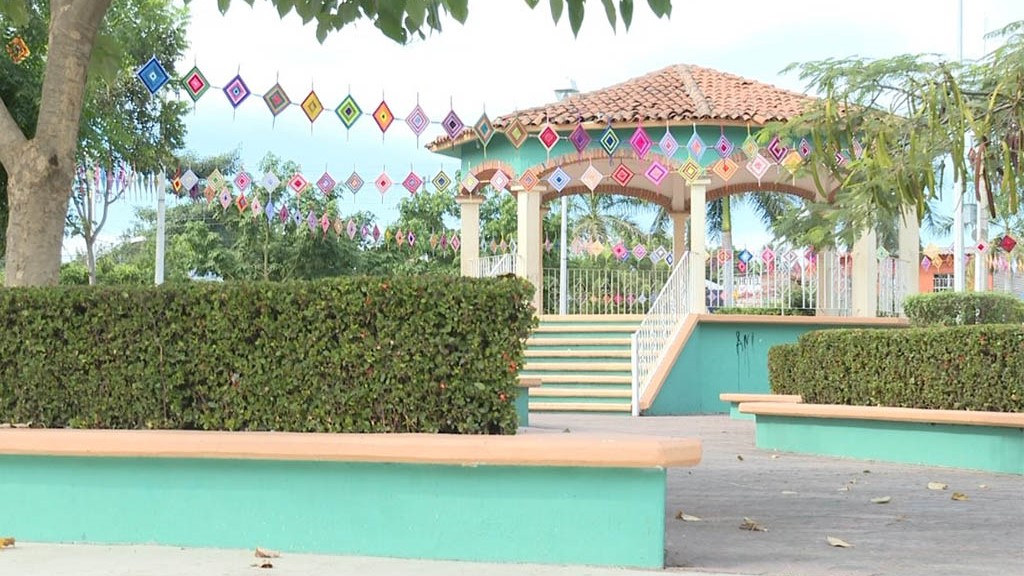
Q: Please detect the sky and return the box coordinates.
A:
[64,0,1024,261]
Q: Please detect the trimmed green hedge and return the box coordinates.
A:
[768,325,1024,412]
[0,276,537,434]
[904,291,1024,326]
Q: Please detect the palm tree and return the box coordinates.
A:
[569,193,643,245]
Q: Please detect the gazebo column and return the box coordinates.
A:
[899,206,921,308]
[456,195,484,277]
[688,179,710,314]
[670,212,689,265]
[516,186,544,313]
[851,228,879,317]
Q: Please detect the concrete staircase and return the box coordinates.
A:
[521,315,642,414]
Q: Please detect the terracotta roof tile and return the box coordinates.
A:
[430,64,815,150]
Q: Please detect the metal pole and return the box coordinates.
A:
[558,194,568,314]
[953,0,966,291]
[154,171,166,285]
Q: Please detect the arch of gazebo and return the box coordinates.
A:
[432,64,920,317]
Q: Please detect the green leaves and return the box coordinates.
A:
[0,276,537,433]
[769,325,1024,412]
[0,0,29,25]
[549,0,563,24]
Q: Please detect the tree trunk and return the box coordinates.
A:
[86,234,97,285]
[0,0,113,286]
[5,151,74,285]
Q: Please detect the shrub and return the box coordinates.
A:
[768,325,1024,412]
[903,291,1024,326]
[0,275,537,434]
[766,343,802,395]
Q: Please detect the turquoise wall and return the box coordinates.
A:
[451,125,755,176]
[0,456,668,568]
[647,321,863,415]
[755,416,1024,475]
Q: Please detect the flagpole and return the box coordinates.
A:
[952,0,966,292]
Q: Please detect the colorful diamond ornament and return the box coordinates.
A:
[442,109,465,139]
[570,124,591,154]
[181,66,210,102]
[301,91,324,123]
[630,126,653,159]
[406,104,430,138]
[505,118,529,149]
[474,113,495,146]
[223,74,251,108]
[547,167,571,192]
[538,124,560,152]
[432,170,452,193]
[5,37,30,64]
[580,165,604,192]
[373,100,394,134]
[336,94,362,129]
[402,172,423,195]
[137,56,170,95]
[316,172,336,195]
[600,126,620,156]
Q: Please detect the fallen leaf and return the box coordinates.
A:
[739,517,767,532]
[562,428,571,433]
[674,511,702,522]
[0,537,14,548]
[951,492,969,501]
[826,536,853,548]
[838,486,851,492]
[848,479,858,485]
[770,454,779,459]
[781,490,799,495]
[871,496,892,504]
[737,454,744,461]
[255,548,280,558]
[863,469,871,474]
[978,484,988,489]
[11,422,30,428]
[251,559,274,569]
[927,482,948,491]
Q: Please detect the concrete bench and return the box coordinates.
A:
[516,377,542,426]
[719,393,802,420]
[740,402,1024,474]
[0,428,701,568]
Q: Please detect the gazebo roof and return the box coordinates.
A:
[429,64,816,151]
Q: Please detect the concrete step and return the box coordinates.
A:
[529,401,631,413]
[525,374,633,384]
[522,361,632,372]
[524,349,631,359]
[527,337,632,347]
[530,387,631,398]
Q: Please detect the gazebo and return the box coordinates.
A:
[428,64,920,318]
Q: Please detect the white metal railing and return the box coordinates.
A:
[705,248,853,316]
[542,267,671,315]
[631,252,690,415]
[474,254,518,277]
[878,257,908,317]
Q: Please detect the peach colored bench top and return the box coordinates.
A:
[0,429,701,469]
[517,377,542,388]
[720,393,802,403]
[739,402,1024,429]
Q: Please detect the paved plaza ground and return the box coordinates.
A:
[1,414,1021,576]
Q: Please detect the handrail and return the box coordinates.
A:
[631,252,690,414]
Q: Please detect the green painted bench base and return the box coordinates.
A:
[754,415,1024,474]
[0,455,668,568]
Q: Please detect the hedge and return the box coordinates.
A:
[768,325,1024,412]
[903,291,1024,326]
[0,276,537,434]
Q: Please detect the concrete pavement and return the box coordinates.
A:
[1,414,1021,576]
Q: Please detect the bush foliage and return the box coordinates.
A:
[0,276,537,434]
[768,325,1024,412]
[903,291,1024,326]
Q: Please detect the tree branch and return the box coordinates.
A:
[0,96,29,169]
